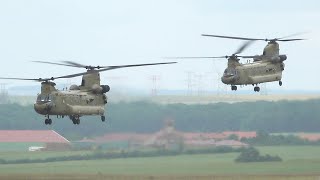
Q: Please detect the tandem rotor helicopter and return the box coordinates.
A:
[172,33,304,92]
[0,61,176,125]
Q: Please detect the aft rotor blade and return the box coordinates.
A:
[53,71,98,80]
[165,56,227,59]
[32,61,81,68]
[278,32,307,40]
[2,62,177,82]
[61,61,88,68]
[54,62,177,79]
[102,62,177,70]
[277,38,305,42]
[202,34,265,41]
[202,34,305,42]
[33,60,97,69]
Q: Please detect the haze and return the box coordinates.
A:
[0,0,319,93]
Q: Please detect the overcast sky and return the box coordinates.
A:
[0,0,319,94]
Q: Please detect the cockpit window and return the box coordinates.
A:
[37,94,52,102]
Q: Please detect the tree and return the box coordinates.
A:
[235,147,282,162]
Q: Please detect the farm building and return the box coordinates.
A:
[0,130,70,151]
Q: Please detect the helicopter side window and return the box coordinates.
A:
[37,94,52,102]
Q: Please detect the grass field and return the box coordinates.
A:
[0,146,319,179]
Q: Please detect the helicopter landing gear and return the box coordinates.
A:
[101,115,106,122]
[72,118,80,125]
[231,85,237,91]
[254,86,260,92]
[44,115,52,125]
[44,118,52,125]
[70,115,80,125]
[279,81,282,86]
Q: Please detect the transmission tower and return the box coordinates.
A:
[150,75,161,96]
[185,71,195,96]
[0,83,9,104]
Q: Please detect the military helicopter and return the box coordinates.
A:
[172,33,304,92]
[0,61,176,125]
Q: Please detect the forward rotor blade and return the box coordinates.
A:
[0,77,52,82]
[202,34,265,41]
[237,55,260,58]
[234,40,255,55]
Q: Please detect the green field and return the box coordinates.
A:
[0,146,319,179]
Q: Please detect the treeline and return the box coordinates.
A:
[0,146,241,164]
[241,131,320,145]
[0,146,283,164]
[0,100,320,140]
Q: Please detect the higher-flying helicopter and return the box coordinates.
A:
[172,33,304,92]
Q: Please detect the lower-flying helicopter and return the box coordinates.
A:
[0,61,176,125]
[172,33,304,92]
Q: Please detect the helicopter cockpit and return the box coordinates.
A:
[223,68,238,77]
[36,94,52,103]
[221,68,238,84]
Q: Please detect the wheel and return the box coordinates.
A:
[254,87,260,92]
[234,86,237,91]
[48,119,52,125]
[257,87,260,92]
[45,119,48,125]
[76,119,80,125]
[101,115,106,122]
[279,81,282,86]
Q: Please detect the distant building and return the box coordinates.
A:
[298,133,320,141]
[0,130,70,151]
[222,131,257,140]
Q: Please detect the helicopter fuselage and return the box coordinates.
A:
[34,90,106,116]
[221,61,284,85]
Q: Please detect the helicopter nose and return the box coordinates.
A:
[221,75,236,84]
[34,102,54,114]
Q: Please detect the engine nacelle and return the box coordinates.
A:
[69,84,80,90]
[101,85,110,93]
[271,55,287,63]
[91,84,110,94]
